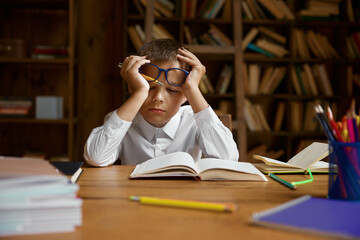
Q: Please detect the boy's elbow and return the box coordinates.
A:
[83,144,113,167]
[83,152,108,167]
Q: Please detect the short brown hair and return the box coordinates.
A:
[138,38,180,60]
[138,39,189,70]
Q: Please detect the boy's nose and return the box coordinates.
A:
[152,87,164,103]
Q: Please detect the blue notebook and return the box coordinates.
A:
[252,195,360,239]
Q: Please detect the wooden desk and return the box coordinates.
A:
[7,166,329,240]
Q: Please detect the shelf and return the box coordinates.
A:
[0,0,68,9]
[0,118,71,124]
[247,131,325,138]
[185,45,235,54]
[0,58,71,64]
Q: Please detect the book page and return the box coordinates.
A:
[130,152,197,177]
[196,159,266,177]
[287,142,328,169]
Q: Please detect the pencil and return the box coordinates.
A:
[129,196,237,212]
[269,174,296,190]
[118,62,163,86]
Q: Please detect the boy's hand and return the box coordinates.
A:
[176,47,208,113]
[120,55,150,94]
[177,47,206,93]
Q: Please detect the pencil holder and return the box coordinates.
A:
[328,141,360,201]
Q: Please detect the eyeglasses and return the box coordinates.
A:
[139,63,189,86]
[269,169,314,190]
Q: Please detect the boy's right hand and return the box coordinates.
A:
[120,55,150,94]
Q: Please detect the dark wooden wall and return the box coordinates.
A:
[76,0,123,160]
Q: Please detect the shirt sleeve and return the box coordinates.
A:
[194,107,239,161]
[83,111,132,167]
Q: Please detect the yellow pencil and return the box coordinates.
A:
[129,196,237,212]
[118,62,163,86]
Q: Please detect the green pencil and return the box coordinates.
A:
[269,174,296,190]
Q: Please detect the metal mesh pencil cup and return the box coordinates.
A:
[328,141,360,201]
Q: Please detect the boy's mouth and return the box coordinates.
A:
[149,108,165,113]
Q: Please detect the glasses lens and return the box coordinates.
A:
[139,64,160,81]
[167,69,187,86]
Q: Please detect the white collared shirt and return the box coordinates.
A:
[84,105,239,166]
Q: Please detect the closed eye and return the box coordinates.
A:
[167,88,180,93]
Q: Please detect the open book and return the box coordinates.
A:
[130,152,267,181]
[252,142,329,174]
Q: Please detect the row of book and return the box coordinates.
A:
[242,62,333,96]
[298,0,341,20]
[244,63,287,95]
[31,45,68,59]
[0,96,63,119]
[346,31,360,59]
[199,64,233,95]
[183,0,231,19]
[132,0,231,19]
[0,157,82,236]
[0,98,32,116]
[291,64,333,96]
[242,0,295,20]
[244,99,337,133]
[292,28,339,59]
[243,0,345,21]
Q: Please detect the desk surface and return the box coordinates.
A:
[7,166,329,240]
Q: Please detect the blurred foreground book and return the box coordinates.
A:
[0,156,82,236]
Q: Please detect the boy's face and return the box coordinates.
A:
[139,60,187,128]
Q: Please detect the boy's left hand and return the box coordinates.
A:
[177,47,206,93]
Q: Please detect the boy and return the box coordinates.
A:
[84,39,238,166]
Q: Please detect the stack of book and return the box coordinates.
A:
[0,97,32,117]
[32,46,68,59]
[242,27,288,58]
[297,0,341,20]
[0,157,82,236]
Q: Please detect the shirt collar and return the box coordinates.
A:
[135,111,180,141]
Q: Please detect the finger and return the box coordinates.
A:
[178,47,199,61]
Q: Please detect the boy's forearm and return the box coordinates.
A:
[183,86,208,113]
[116,90,148,121]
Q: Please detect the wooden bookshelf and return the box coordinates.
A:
[0,0,76,160]
[121,0,360,162]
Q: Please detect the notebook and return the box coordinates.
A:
[50,161,83,184]
[252,195,360,239]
